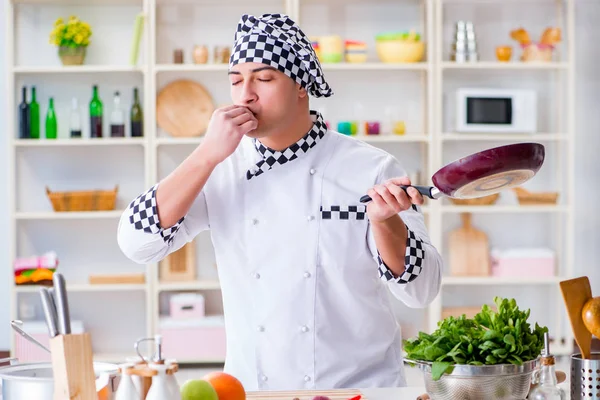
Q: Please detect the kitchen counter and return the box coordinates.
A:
[361,387,427,399]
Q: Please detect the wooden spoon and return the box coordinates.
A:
[582,296,600,339]
[559,277,592,359]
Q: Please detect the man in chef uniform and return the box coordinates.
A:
[118,13,442,391]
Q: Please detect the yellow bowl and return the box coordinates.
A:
[376,40,425,63]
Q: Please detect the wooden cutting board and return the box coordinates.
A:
[246,389,364,400]
[156,79,215,137]
[449,213,490,276]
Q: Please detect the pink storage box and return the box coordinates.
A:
[159,316,226,361]
[170,293,205,319]
[491,248,555,277]
[15,320,84,363]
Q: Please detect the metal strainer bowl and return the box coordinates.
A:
[404,358,538,400]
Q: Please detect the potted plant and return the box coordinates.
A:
[49,15,92,66]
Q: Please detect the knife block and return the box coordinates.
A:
[50,333,97,400]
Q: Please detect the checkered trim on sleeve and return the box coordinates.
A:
[377,225,425,284]
[127,184,184,245]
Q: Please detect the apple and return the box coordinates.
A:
[180,379,219,400]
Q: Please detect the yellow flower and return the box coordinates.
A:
[74,35,83,44]
[54,18,63,27]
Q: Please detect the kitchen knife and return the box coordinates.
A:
[53,273,72,335]
[47,287,59,330]
[39,288,59,338]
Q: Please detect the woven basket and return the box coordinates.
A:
[46,185,118,212]
[513,187,559,205]
[449,193,500,206]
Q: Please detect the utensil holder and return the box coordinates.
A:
[570,352,600,399]
[50,333,97,400]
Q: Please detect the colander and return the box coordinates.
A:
[405,358,538,400]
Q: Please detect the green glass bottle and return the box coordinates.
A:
[45,97,57,139]
[130,87,143,137]
[29,86,40,139]
[89,85,103,138]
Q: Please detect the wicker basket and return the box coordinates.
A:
[46,185,118,212]
[449,193,500,206]
[513,187,559,205]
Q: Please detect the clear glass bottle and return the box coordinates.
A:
[70,98,82,138]
[110,91,126,137]
[528,332,566,400]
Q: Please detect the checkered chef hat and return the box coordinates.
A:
[229,13,333,98]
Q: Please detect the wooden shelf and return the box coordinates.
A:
[441,133,566,142]
[13,138,146,147]
[13,65,144,74]
[15,283,147,293]
[15,211,123,220]
[155,62,429,73]
[442,61,569,70]
[157,280,222,291]
[442,276,563,286]
[441,205,566,213]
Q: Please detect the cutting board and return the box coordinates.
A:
[449,213,490,276]
[246,389,364,400]
[156,79,215,137]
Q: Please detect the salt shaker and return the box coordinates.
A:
[166,359,182,399]
[146,364,173,400]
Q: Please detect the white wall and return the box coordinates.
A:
[0,1,599,351]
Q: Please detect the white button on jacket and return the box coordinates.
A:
[118,129,443,391]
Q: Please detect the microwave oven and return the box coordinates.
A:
[455,88,537,133]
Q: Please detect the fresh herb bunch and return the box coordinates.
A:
[403,297,548,380]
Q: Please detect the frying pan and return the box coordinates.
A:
[360,142,545,203]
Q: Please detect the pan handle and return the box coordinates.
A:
[360,185,439,203]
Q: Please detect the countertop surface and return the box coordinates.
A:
[361,387,427,400]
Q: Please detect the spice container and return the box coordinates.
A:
[173,49,184,64]
[214,46,231,63]
[193,45,208,64]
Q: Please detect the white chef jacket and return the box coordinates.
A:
[117,111,443,391]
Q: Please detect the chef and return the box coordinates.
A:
[118,13,442,391]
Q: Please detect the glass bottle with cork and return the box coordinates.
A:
[90,85,103,138]
[70,98,82,138]
[528,332,566,400]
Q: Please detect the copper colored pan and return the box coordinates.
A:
[360,143,545,203]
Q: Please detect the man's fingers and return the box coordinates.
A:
[231,112,257,126]
[373,185,401,213]
[386,177,411,186]
[407,187,425,205]
[224,106,253,118]
[239,118,258,133]
[386,182,410,206]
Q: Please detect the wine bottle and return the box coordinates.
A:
[90,85,103,138]
[70,98,82,138]
[45,97,57,139]
[29,86,40,139]
[130,87,143,137]
[18,86,29,139]
[110,91,125,137]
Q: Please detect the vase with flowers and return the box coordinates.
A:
[49,16,92,66]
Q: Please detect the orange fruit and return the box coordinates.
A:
[203,372,246,400]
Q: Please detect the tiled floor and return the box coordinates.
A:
[175,356,573,392]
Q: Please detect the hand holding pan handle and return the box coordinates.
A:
[359,143,545,204]
[360,186,442,203]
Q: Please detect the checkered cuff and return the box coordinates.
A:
[127,184,184,245]
[377,225,425,284]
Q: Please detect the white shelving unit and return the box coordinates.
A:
[5,0,576,364]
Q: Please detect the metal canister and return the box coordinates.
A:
[570,353,600,399]
[451,20,478,62]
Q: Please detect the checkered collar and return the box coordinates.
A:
[246,110,327,180]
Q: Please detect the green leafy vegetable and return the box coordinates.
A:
[403,297,548,381]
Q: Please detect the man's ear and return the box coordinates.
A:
[297,83,308,98]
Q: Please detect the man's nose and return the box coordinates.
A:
[239,81,258,105]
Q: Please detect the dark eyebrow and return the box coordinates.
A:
[228,66,277,75]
